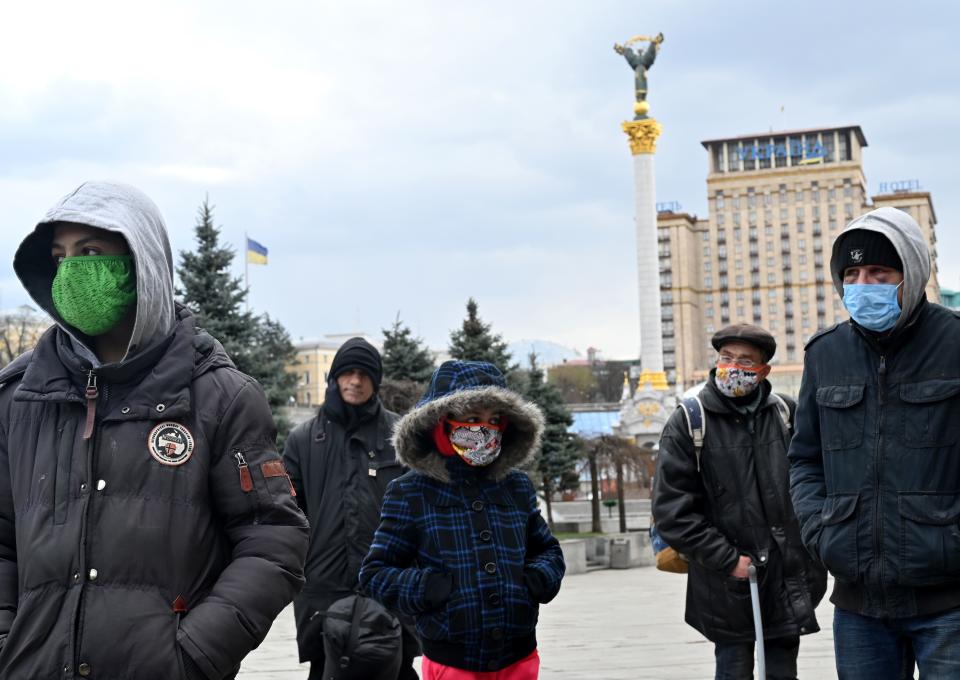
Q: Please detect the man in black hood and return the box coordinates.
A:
[284,338,419,679]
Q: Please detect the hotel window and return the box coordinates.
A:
[838,130,850,161]
[702,230,711,241]
[829,204,837,217]
[737,306,745,317]
[716,192,725,208]
[705,275,713,287]
[733,212,741,225]
[765,225,774,237]
[706,324,715,333]
[749,227,758,240]
[799,270,809,282]
[751,273,760,286]
[718,245,727,258]
[798,254,807,265]
[768,289,778,300]
[717,213,726,226]
[798,238,806,249]
[735,275,744,286]
[813,206,820,220]
[753,304,762,317]
[779,184,787,201]
[748,211,757,225]
[748,192,757,208]
[785,302,794,316]
[727,146,741,172]
[767,256,775,267]
[764,193,772,207]
[768,303,779,314]
[828,188,836,201]
[780,208,788,221]
[845,204,854,220]
[732,196,741,210]
[766,241,774,253]
[704,261,712,272]
[660,272,672,287]
[843,179,852,197]
[719,275,728,288]
[734,229,742,242]
[796,207,805,221]
[767,273,776,283]
[705,293,714,303]
[736,290,745,301]
[769,319,779,330]
[703,245,711,256]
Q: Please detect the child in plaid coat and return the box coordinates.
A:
[360,360,565,679]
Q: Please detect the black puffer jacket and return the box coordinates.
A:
[654,377,826,644]
[283,402,406,661]
[0,309,308,679]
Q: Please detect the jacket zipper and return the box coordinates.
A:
[874,355,887,609]
[75,370,101,672]
[234,450,260,524]
[82,370,98,440]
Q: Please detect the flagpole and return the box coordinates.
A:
[244,231,249,312]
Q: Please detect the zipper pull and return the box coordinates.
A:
[878,355,887,405]
[235,451,253,492]
[82,370,98,440]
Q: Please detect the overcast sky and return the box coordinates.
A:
[1,1,957,359]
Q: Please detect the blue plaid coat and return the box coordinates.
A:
[360,463,565,672]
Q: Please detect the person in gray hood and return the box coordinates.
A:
[789,206,959,679]
[0,181,308,679]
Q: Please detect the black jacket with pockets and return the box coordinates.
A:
[654,378,825,643]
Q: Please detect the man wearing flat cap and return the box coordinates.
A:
[654,324,826,680]
[789,207,960,679]
[283,338,419,679]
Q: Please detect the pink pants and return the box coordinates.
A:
[421,650,540,680]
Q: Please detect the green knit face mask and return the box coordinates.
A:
[51,255,137,336]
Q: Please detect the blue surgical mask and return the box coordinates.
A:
[842,282,903,332]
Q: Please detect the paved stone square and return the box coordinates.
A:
[239,566,839,679]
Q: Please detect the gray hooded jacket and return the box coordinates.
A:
[0,182,308,679]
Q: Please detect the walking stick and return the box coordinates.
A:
[747,564,766,679]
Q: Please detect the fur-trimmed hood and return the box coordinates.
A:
[393,385,545,483]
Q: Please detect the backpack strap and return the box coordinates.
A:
[339,595,365,671]
[770,393,795,432]
[679,396,706,471]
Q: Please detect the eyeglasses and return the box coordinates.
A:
[718,354,759,368]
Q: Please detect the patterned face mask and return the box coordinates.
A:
[714,364,766,398]
[447,419,505,467]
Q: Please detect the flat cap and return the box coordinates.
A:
[711,324,776,362]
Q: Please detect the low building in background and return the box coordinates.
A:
[0,305,51,365]
[286,333,381,407]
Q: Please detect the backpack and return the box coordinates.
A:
[313,594,403,680]
[650,391,796,573]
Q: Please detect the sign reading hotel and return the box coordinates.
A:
[879,179,920,193]
[737,139,827,163]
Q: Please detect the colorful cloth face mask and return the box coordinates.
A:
[51,255,137,336]
[715,364,766,398]
[447,419,505,467]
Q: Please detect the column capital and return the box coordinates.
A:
[621,119,662,155]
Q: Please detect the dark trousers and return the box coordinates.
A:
[714,635,799,680]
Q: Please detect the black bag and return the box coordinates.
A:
[319,594,402,680]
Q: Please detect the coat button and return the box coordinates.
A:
[368,451,376,459]
[488,592,501,605]
[484,562,497,574]
[72,572,80,582]
[88,569,98,581]
[472,500,484,512]
[97,480,106,491]
[490,627,504,640]
[80,483,87,493]
[479,530,492,542]
[78,663,91,676]
[121,406,131,414]
[759,555,767,562]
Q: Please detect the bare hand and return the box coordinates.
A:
[730,555,752,579]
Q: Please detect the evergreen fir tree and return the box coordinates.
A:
[382,314,435,383]
[176,199,257,369]
[448,298,512,373]
[525,352,579,529]
[177,199,298,445]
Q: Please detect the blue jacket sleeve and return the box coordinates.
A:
[359,478,444,616]
[788,350,827,558]
[519,474,565,604]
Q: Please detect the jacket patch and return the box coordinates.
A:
[148,422,195,466]
[261,459,296,496]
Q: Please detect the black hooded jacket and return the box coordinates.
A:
[0,182,308,680]
[653,377,826,644]
[282,340,406,662]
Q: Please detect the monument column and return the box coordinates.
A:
[622,118,667,390]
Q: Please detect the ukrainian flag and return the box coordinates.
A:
[246,237,268,265]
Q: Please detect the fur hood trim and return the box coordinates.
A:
[392,385,545,483]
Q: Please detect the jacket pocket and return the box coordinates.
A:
[900,379,960,448]
[819,493,859,582]
[816,384,866,451]
[898,492,960,586]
